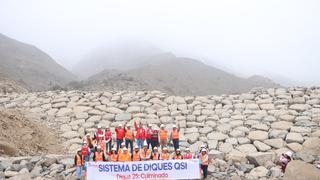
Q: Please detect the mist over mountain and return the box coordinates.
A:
[0,33,76,90]
[73,50,280,95]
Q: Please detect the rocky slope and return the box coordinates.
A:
[0,33,76,91]
[75,53,280,95]
[0,87,319,179]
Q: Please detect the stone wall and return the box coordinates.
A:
[1,87,320,179]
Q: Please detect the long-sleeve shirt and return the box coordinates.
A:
[134,122,146,140]
[115,128,125,140]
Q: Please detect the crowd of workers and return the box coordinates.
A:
[74,122,209,179]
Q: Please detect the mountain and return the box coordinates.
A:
[0,33,76,90]
[72,42,162,79]
[75,53,280,95]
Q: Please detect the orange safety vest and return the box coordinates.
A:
[171,130,179,140]
[159,130,168,140]
[98,141,106,151]
[140,149,151,160]
[110,154,118,162]
[95,152,104,162]
[119,153,132,162]
[133,151,141,161]
[152,153,160,160]
[200,154,209,165]
[125,130,134,140]
[118,149,123,157]
[161,153,170,160]
[76,154,82,166]
[173,155,183,160]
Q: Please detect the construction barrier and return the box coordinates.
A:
[87,159,201,180]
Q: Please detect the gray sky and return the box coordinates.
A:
[0,0,319,86]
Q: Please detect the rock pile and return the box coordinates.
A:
[1,87,320,179]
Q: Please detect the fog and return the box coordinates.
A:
[0,0,319,86]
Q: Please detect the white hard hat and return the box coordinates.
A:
[154,147,158,150]
[123,147,128,151]
[121,142,125,146]
[285,151,293,157]
[111,147,116,151]
[160,124,165,128]
[172,125,177,128]
[148,124,152,127]
[163,147,168,150]
[201,149,207,152]
[185,148,190,151]
[176,149,181,151]
[97,146,101,149]
[134,145,139,149]
[200,144,206,148]
[83,141,87,144]
[118,124,123,127]
[143,142,148,147]
[86,133,90,136]
[98,125,101,128]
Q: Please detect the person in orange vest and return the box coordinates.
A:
[109,147,118,162]
[160,147,170,160]
[118,142,126,157]
[183,148,193,159]
[118,147,132,162]
[199,149,209,179]
[170,125,180,151]
[93,146,106,162]
[172,149,183,160]
[152,147,160,160]
[115,124,126,152]
[159,124,168,150]
[104,126,112,153]
[140,143,151,161]
[74,149,83,180]
[132,145,141,161]
[125,124,134,154]
[95,135,106,154]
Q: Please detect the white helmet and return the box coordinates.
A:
[285,151,293,157]
[123,147,128,151]
[121,142,125,146]
[185,148,190,151]
[143,142,148,147]
[154,147,158,150]
[148,124,152,127]
[163,147,168,150]
[97,125,101,128]
[201,149,207,152]
[134,145,139,149]
[172,125,177,128]
[160,124,165,128]
[97,146,101,149]
[118,124,123,127]
[111,147,116,151]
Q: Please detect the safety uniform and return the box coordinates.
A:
[132,151,141,161]
[118,153,132,162]
[160,153,170,160]
[110,153,118,162]
[140,149,151,160]
[183,153,193,159]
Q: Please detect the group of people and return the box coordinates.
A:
[74,122,210,179]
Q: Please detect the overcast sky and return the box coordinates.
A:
[0,0,319,86]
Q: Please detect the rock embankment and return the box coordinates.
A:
[0,87,320,179]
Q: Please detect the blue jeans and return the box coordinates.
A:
[173,139,179,151]
[116,139,123,152]
[136,139,144,149]
[76,166,82,180]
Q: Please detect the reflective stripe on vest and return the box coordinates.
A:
[183,153,193,159]
[173,155,182,160]
[171,130,179,139]
[119,153,132,162]
[125,130,134,140]
[159,130,168,140]
[95,152,103,162]
[153,153,160,160]
[161,153,170,160]
[76,154,82,166]
[140,149,151,159]
[133,152,140,161]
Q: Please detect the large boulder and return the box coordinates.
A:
[286,133,304,143]
[284,160,320,180]
[247,152,275,166]
[248,131,268,141]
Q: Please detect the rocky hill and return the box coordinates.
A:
[77,53,280,95]
[0,33,76,91]
[0,87,319,179]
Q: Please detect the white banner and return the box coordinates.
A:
[87,159,201,180]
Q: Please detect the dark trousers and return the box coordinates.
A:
[151,140,159,150]
[106,140,112,153]
[147,139,152,149]
[125,139,134,154]
[201,165,208,179]
[173,139,179,151]
[116,139,123,152]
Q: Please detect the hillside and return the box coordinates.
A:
[0,33,76,91]
[78,53,280,95]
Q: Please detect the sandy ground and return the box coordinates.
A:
[0,108,66,156]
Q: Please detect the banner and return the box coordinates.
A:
[87,159,201,180]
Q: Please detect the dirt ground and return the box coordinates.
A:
[0,108,66,156]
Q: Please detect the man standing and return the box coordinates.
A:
[134,121,146,149]
[159,124,168,150]
[125,124,134,154]
[170,125,180,151]
[151,127,159,150]
[115,124,125,152]
[74,149,83,180]
[146,124,153,149]
[104,126,112,153]
[199,149,209,179]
